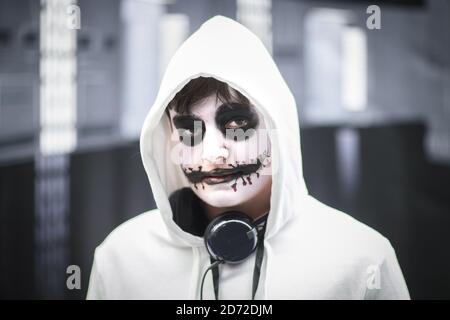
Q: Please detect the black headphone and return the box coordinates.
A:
[201,211,268,299]
[204,211,267,264]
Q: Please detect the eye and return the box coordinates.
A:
[224,118,248,129]
[176,120,205,147]
[179,126,201,136]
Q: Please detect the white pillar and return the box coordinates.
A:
[120,0,164,139]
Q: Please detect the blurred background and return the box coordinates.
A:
[0,0,449,299]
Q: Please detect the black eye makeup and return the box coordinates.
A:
[215,103,259,141]
[171,103,260,146]
[172,114,205,146]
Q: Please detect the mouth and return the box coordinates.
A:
[182,159,263,188]
[201,170,243,185]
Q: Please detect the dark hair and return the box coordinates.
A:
[165,77,250,119]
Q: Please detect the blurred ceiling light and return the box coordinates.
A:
[39,0,77,155]
[159,13,189,80]
[237,0,272,53]
[134,0,175,4]
[303,8,360,122]
[341,25,367,112]
[120,0,164,139]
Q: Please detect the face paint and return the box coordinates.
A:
[169,92,272,209]
[215,103,259,141]
[173,114,205,146]
[182,156,269,191]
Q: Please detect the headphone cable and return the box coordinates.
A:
[200,260,223,300]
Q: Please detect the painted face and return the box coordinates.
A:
[168,91,272,208]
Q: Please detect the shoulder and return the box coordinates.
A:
[107,209,164,240]
[93,209,168,265]
[88,209,186,299]
[299,195,395,264]
[287,196,410,299]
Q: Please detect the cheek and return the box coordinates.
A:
[178,144,203,166]
[228,130,270,163]
[172,129,271,167]
[170,132,203,167]
[193,172,271,207]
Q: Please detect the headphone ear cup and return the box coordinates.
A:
[204,211,258,264]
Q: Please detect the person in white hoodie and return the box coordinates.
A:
[87,15,410,300]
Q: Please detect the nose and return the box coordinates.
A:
[201,125,229,164]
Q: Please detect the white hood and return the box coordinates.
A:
[140,15,308,246]
[87,16,410,300]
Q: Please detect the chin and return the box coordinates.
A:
[192,185,253,208]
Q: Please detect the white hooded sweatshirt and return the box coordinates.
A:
[87,16,410,300]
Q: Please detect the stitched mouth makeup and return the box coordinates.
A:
[182,152,270,192]
[193,166,244,185]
